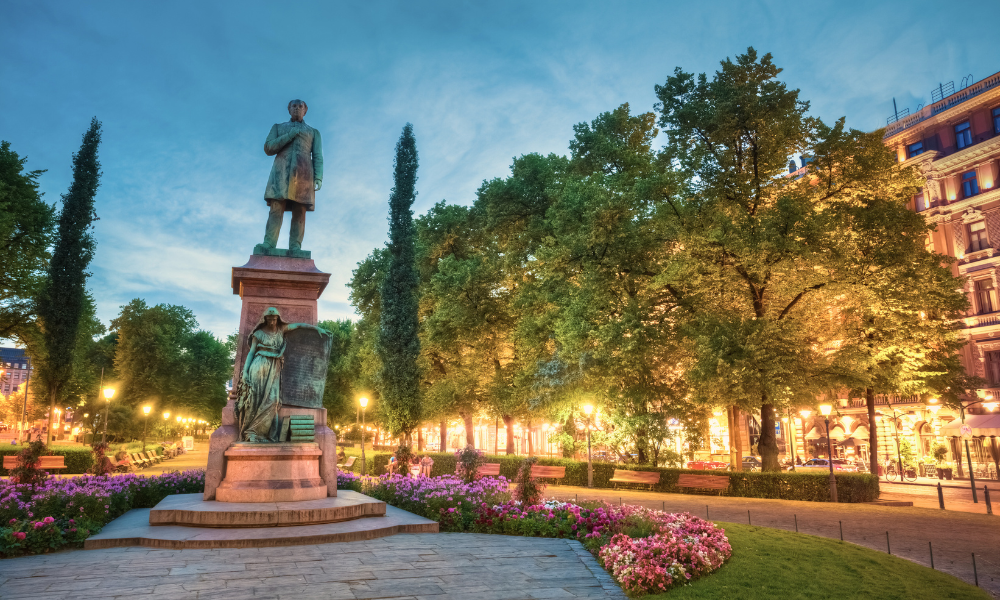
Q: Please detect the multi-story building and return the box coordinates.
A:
[0,347,31,399]
[789,71,1000,478]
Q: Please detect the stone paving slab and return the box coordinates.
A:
[0,533,627,599]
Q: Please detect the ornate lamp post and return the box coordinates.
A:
[141,405,152,451]
[359,397,369,475]
[101,387,115,443]
[583,404,594,488]
[820,404,838,503]
[162,411,170,442]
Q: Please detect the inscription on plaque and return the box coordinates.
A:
[280,327,332,408]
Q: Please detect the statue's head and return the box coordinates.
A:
[288,99,308,122]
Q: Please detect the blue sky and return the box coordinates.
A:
[2,0,996,338]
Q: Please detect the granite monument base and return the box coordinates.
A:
[215,442,327,503]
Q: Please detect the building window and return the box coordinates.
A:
[914,192,926,211]
[962,171,980,198]
[969,220,989,251]
[907,141,924,158]
[986,351,1000,385]
[955,121,972,150]
[975,278,995,314]
[994,107,1000,135]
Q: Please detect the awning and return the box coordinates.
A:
[829,425,846,441]
[939,414,1000,436]
[838,438,866,448]
[804,427,822,440]
[850,425,870,440]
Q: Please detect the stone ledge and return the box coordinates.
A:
[150,491,384,527]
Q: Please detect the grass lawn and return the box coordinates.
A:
[643,522,988,599]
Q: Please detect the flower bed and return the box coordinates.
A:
[352,474,731,594]
[0,470,205,557]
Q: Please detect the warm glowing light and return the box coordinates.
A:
[103,387,115,400]
[142,405,152,415]
[928,397,938,404]
[583,404,594,416]
[72,427,80,435]
[83,413,89,418]
[819,404,833,416]
[163,411,170,420]
[927,405,941,414]
[781,417,788,423]
[176,416,182,423]
[359,396,369,409]
[840,416,854,431]
[985,402,999,412]
[799,409,812,419]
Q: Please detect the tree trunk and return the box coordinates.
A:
[417,428,423,452]
[866,387,878,476]
[527,420,534,456]
[462,413,474,447]
[728,406,743,471]
[439,420,447,452]
[503,415,515,454]
[636,425,649,465]
[563,414,576,458]
[758,400,780,471]
[46,386,58,447]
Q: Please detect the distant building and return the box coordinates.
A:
[0,347,32,399]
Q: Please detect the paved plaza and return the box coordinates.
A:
[0,533,625,600]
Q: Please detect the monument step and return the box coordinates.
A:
[87,499,436,550]
[149,490,386,527]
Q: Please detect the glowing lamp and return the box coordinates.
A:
[103,388,115,400]
[985,402,999,412]
[359,396,369,409]
[163,411,170,420]
[583,404,594,416]
[799,409,812,419]
[819,404,833,416]
[142,405,152,415]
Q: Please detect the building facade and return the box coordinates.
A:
[0,347,31,399]
[787,71,1000,478]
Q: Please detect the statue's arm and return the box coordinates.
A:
[264,124,298,157]
[312,129,324,191]
[286,323,333,337]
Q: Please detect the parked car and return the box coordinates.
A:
[796,458,857,473]
[741,456,762,472]
[686,460,729,470]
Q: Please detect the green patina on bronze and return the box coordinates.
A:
[235,307,332,442]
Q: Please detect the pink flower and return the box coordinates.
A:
[13,532,26,540]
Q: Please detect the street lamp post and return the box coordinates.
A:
[141,405,152,452]
[583,404,594,488]
[162,412,170,442]
[101,387,115,444]
[359,397,369,475]
[820,404,838,503]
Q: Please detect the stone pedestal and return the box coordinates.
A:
[216,443,327,503]
[204,254,335,501]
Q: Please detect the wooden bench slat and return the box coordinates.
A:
[677,474,729,490]
[608,469,660,489]
[477,463,501,476]
[3,455,66,470]
[529,465,566,482]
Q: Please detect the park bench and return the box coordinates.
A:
[338,456,356,471]
[130,453,150,468]
[476,463,501,478]
[3,455,67,474]
[529,464,566,485]
[609,469,660,490]
[143,451,161,464]
[676,473,729,495]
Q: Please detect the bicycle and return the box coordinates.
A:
[884,462,917,482]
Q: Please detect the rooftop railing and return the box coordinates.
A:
[884,72,1000,139]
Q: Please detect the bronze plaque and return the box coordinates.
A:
[280,327,332,408]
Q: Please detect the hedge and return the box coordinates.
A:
[346,451,879,503]
[0,446,94,476]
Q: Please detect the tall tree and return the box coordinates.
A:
[0,141,55,343]
[655,49,931,470]
[36,118,102,445]
[377,124,422,440]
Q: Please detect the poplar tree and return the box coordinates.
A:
[377,124,422,440]
[37,118,102,445]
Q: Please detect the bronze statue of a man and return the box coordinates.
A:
[258,99,323,253]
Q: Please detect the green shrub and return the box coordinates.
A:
[0,445,94,476]
[359,451,879,503]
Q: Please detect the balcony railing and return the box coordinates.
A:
[884,72,1000,139]
[966,312,1000,329]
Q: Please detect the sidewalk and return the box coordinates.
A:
[546,485,1000,596]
